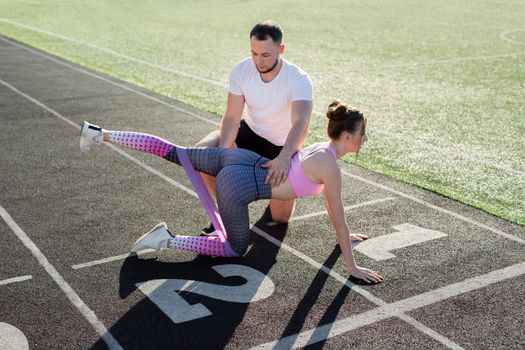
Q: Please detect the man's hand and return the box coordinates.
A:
[262,153,291,187]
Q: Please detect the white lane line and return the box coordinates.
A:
[266,197,395,226]
[0,36,220,128]
[106,142,197,197]
[250,225,466,349]
[0,205,123,350]
[0,18,227,87]
[0,78,198,199]
[73,245,255,272]
[397,314,465,350]
[0,78,80,129]
[0,275,33,286]
[341,169,525,245]
[72,199,394,269]
[2,35,522,247]
[250,226,386,305]
[252,261,525,349]
[72,253,136,270]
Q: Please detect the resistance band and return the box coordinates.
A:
[176,147,228,243]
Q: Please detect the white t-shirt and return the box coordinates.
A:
[228,58,313,146]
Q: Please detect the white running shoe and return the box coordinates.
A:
[80,121,103,154]
[132,222,174,252]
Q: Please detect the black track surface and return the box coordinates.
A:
[1,36,524,350]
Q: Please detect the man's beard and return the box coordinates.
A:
[257,57,280,74]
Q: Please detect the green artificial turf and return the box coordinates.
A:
[0,0,523,226]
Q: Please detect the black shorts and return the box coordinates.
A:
[235,119,283,159]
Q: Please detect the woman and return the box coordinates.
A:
[80,100,383,283]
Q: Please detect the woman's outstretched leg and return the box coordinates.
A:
[79,121,225,176]
[80,121,175,157]
[106,130,175,158]
[79,121,266,258]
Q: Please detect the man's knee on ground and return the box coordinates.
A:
[270,200,295,224]
[272,213,291,224]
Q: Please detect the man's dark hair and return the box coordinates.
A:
[250,20,283,44]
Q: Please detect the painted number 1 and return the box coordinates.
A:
[354,223,448,261]
[136,264,274,323]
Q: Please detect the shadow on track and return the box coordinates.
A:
[90,207,286,349]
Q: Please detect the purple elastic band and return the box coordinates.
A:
[176,147,227,243]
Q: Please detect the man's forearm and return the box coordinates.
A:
[279,100,313,159]
[219,115,240,148]
[280,118,309,159]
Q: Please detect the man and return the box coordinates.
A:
[197,20,313,234]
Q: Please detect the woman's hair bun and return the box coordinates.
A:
[326,99,347,121]
[328,99,341,109]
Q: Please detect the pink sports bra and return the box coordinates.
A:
[288,142,337,198]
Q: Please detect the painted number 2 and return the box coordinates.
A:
[136,264,274,323]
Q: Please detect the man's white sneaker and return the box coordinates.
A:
[132,222,174,252]
[80,121,103,154]
[200,222,217,237]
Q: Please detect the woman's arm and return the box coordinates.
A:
[323,193,368,242]
[322,192,335,227]
[321,163,383,283]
